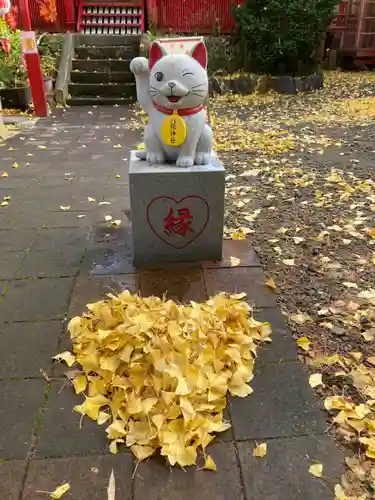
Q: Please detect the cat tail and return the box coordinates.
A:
[135,150,147,160]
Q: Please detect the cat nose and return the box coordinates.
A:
[168,82,176,89]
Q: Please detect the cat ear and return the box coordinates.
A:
[149,42,166,69]
[190,41,207,69]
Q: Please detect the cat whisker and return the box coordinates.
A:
[192,83,206,88]
[192,92,205,97]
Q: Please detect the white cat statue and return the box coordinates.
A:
[130,40,213,167]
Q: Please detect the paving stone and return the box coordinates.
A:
[0,321,62,378]
[0,229,38,252]
[237,435,344,500]
[36,384,111,458]
[45,211,94,228]
[254,308,298,363]
[0,280,8,296]
[16,248,85,278]
[0,460,25,500]
[89,225,132,247]
[204,267,277,308]
[202,239,260,268]
[229,361,326,440]
[80,245,135,275]
[32,227,92,250]
[134,443,243,500]
[69,274,140,316]
[0,251,26,279]
[23,455,133,500]
[140,268,207,303]
[0,380,46,459]
[0,211,46,229]
[0,278,74,321]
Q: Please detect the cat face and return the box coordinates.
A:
[148,41,209,110]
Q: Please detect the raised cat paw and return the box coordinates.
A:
[147,152,165,165]
[177,156,194,167]
[194,152,211,165]
[130,57,149,75]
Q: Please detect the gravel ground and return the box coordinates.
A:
[210,71,375,498]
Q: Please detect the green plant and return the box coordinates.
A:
[233,0,340,75]
[0,19,27,88]
[40,54,56,77]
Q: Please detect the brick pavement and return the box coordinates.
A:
[0,107,343,500]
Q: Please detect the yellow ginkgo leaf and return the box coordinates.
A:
[203,455,217,471]
[111,220,121,226]
[50,482,70,499]
[334,484,348,500]
[12,162,19,168]
[88,197,96,202]
[266,277,276,290]
[282,259,295,266]
[309,373,323,388]
[114,175,121,179]
[253,442,267,457]
[105,215,113,222]
[296,337,310,352]
[38,145,47,149]
[229,256,241,267]
[289,314,311,325]
[73,375,87,394]
[60,205,71,211]
[0,201,8,207]
[309,463,323,478]
[131,445,155,461]
[53,351,76,367]
[1,172,8,177]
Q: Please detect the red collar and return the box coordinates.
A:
[153,102,205,116]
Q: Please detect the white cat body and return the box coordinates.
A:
[130,42,213,167]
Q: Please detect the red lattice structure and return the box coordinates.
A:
[77,0,144,34]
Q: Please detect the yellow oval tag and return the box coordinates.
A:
[161,112,187,146]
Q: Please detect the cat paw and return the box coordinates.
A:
[194,152,211,165]
[177,156,194,167]
[130,57,149,75]
[147,152,165,165]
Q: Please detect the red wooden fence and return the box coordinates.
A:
[149,0,245,34]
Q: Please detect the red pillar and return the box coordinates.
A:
[63,0,76,31]
[18,0,48,117]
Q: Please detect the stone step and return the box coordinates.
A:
[66,96,134,106]
[72,59,131,72]
[74,45,138,60]
[68,82,136,97]
[75,34,140,47]
[71,71,134,84]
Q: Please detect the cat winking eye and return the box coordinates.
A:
[183,72,195,76]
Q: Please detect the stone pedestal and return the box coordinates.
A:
[129,151,225,266]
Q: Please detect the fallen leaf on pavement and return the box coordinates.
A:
[253,443,267,457]
[229,256,241,267]
[309,463,323,478]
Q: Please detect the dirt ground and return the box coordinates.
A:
[209,71,375,498]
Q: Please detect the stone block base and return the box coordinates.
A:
[129,152,225,266]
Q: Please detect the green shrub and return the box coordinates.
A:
[0,19,27,88]
[233,0,340,75]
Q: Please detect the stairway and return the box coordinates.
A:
[67,34,140,106]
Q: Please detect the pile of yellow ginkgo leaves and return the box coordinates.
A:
[54,290,271,468]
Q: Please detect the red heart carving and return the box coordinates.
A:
[147,196,210,249]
